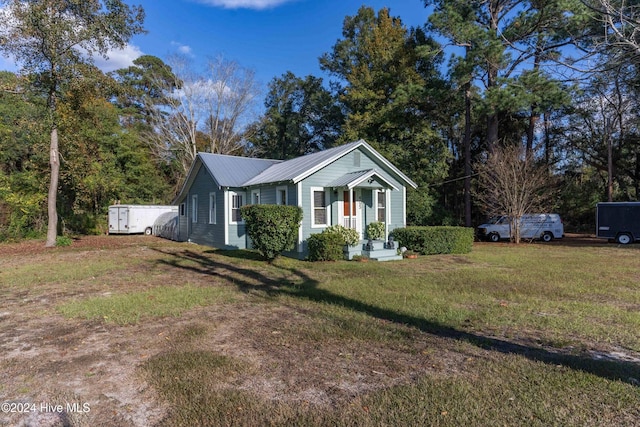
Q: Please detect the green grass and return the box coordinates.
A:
[58,284,236,325]
[4,237,640,425]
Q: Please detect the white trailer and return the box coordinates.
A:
[108,205,178,235]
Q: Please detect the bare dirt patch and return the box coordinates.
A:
[0,236,471,426]
[0,235,637,426]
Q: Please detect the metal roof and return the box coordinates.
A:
[176,139,417,197]
[326,169,399,191]
[243,139,417,188]
[198,153,281,187]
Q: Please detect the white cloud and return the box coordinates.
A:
[171,42,193,56]
[93,44,144,72]
[194,0,294,10]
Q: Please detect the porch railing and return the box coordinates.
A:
[343,218,357,229]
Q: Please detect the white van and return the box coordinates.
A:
[477,214,564,242]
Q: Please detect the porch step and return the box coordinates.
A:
[344,240,403,261]
[368,254,404,262]
[362,246,402,262]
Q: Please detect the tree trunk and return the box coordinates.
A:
[464,80,472,227]
[45,126,60,247]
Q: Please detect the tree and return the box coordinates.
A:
[587,0,640,61]
[475,144,557,243]
[144,54,259,190]
[247,71,343,159]
[111,55,177,127]
[0,71,49,239]
[561,61,640,202]
[203,56,261,155]
[320,6,451,224]
[57,64,170,233]
[0,0,145,246]
[426,0,589,152]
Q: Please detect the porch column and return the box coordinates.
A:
[349,187,354,229]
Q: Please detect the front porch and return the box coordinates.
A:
[344,239,403,262]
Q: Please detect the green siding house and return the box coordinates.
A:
[173,139,417,257]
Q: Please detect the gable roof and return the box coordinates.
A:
[326,169,399,191]
[176,139,417,203]
[199,153,281,187]
[244,139,417,188]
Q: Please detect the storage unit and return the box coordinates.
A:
[108,205,178,235]
[596,202,640,244]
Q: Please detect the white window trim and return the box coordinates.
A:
[310,187,329,228]
[297,183,303,252]
[209,192,216,224]
[229,191,245,225]
[191,194,198,223]
[402,187,407,227]
[276,185,288,205]
[374,189,390,225]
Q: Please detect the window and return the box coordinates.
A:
[180,203,185,216]
[376,190,387,223]
[276,186,288,205]
[191,195,198,223]
[251,189,260,205]
[209,193,216,224]
[230,192,244,223]
[311,188,328,227]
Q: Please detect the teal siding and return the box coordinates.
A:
[299,147,404,247]
[175,145,410,257]
[186,166,227,247]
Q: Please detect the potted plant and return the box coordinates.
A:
[324,224,360,247]
[366,221,386,240]
[403,250,418,259]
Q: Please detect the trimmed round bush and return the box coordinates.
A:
[241,204,303,261]
[307,232,344,261]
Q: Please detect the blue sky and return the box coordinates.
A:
[0,0,431,102]
[97,0,431,86]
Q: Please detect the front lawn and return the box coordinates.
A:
[0,236,638,426]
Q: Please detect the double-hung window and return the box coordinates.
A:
[311,188,328,227]
[276,186,288,205]
[230,192,244,223]
[191,195,198,223]
[209,193,216,224]
[376,190,387,223]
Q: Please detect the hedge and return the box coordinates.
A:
[391,226,474,255]
[307,232,344,261]
[240,204,303,261]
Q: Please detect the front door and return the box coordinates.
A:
[343,190,362,238]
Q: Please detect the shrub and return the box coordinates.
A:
[56,235,73,247]
[240,204,303,262]
[391,226,474,255]
[307,232,344,261]
[366,221,386,240]
[324,224,360,246]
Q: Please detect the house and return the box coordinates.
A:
[173,139,417,257]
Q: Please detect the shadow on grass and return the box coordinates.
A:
[153,247,640,387]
